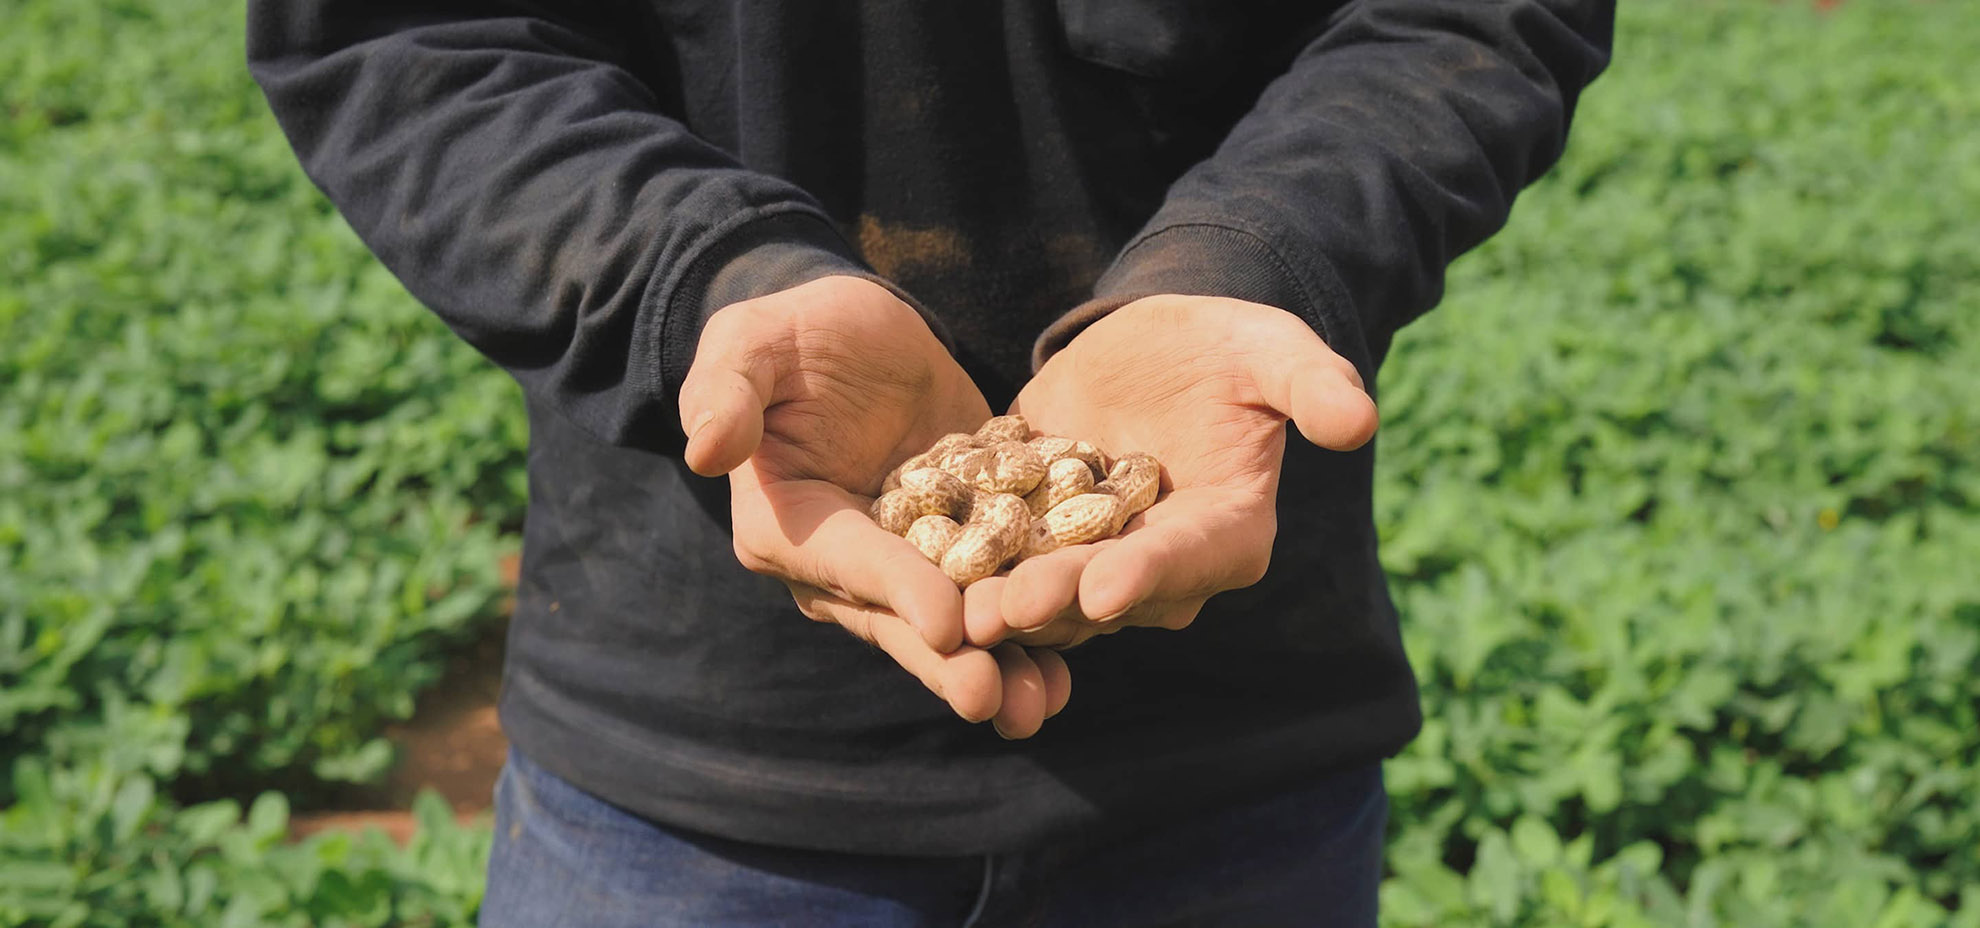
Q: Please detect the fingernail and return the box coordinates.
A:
[1089,604,1132,625]
[687,410,715,440]
[991,721,1013,740]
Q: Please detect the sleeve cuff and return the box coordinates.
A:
[654,208,955,398]
[1030,222,1355,371]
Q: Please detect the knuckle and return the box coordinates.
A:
[1234,547,1273,589]
[790,595,830,623]
[700,299,753,343]
[732,536,777,576]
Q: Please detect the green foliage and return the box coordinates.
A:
[1373,3,1980,925]
[1,0,514,922]
[0,0,525,788]
[0,0,1974,925]
[0,754,487,928]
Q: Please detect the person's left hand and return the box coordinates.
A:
[677,275,1071,738]
[962,294,1379,650]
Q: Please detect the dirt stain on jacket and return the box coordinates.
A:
[855,214,970,281]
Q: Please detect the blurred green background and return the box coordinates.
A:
[2,1,1976,925]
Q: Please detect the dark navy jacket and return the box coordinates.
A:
[249,0,1611,854]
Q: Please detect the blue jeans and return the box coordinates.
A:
[481,747,1385,927]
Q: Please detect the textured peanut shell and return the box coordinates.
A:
[895,468,972,520]
[974,415,1032,444]
[904,515,963,564]
[925,432,986,470]
[870,492,923,535]
[946,441,1047,496]
[879,451,929,493]
[1026,436,1106,479]
[870,468,971,534]
[940,493,1029,586]
[882,431,981,492]
[1096,451,1160,517]
[1022,492,1128,558]
[1024,456,1096,517]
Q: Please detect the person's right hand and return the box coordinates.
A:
[678,275,1071,736]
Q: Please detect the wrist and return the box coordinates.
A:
[1031,222,1346,371]
[1056,293,1302,356]
[660,211,870,391]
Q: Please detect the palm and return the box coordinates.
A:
[747,314,989,494]
[1013,355,1290,500]
[977,294,1376,648]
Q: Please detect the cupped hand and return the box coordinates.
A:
[678,275,1070,735]
[966,294,1378,650]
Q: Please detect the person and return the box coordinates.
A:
[250,1,1612,924]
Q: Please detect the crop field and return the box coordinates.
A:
[2,1,1976,925]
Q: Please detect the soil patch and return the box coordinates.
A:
[290,555,516,842]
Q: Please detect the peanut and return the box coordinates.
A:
[1027,436,1106,480]
[946,440,1047,496]
[1023,492,1129,558]
[879,452,924,493]
[975,415,1033,444]
[898,468,972,517]
[926,432,987,469]
[904,514,963,564]
[882,432,983,492]
[869,467,971,533]
[867,427,1163,587]
[1024,456,1096,517]
[1096,451,1160,518]
[940,492,1030,585]
[871,492,917,535]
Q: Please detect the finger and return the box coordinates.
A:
[1007,620,1095,650]
[1029,647,1072,719]
[790,586,1003,723]
[990,643,1048,739]
[1288,374,1379,452]
[963,575,1011,648]
[1252,330,1378,451]
[1000,542,1106,631]
[734,464,966,651]
[679,369,771,476]
[1078,492,1273,622]
[1141,599,1206,632]
[679,316,781,476]
[1017,597,1196,647]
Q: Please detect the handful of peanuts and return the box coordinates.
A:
[869,415,1161,587]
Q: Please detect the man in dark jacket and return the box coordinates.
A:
[250,1,1611,924]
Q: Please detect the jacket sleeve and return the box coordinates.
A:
[248,1,903,455]
[1033,0,1615,376]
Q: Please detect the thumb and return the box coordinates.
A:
[1253,329,1379,452]
[679,317,782,476]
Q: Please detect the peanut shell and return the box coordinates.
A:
[880,451,930,493]
[870,491,922,535]
[871,468,972,534]
[1022,492,1128,558]
[1096,451,1160,517]
[975,415,1032,444]
[895,467,973,521]
[940,493,1030,586]
[926,432,986,470]
[1024,456,1096,517]
[904,514,964,564]
[1027,436,1107,480]
[946,440,1047,496]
